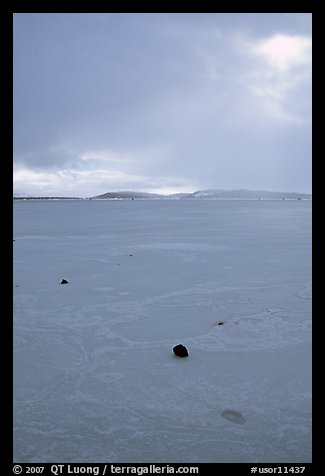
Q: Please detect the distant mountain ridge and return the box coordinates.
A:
[92,189,311,200]
[184,189,312,200]
[14,189,312,200]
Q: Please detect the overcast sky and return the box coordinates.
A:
[13,13,312,197]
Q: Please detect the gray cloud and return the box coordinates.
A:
[13,13,312,195]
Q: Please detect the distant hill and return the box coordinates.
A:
[180,189,312,200]
[168,192,194,199]
[91,191,165,200]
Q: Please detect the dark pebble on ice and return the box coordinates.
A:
[60,279,69,284]
[173,344,189,357]
[221,409,246,424]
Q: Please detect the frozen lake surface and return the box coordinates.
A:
[13,200,312,463]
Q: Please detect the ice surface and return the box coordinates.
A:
[13,200,312,462]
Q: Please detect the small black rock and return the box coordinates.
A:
[173,344,189,357]
[60,279,69,284]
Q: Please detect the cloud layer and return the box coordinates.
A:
[13,13,312,196]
